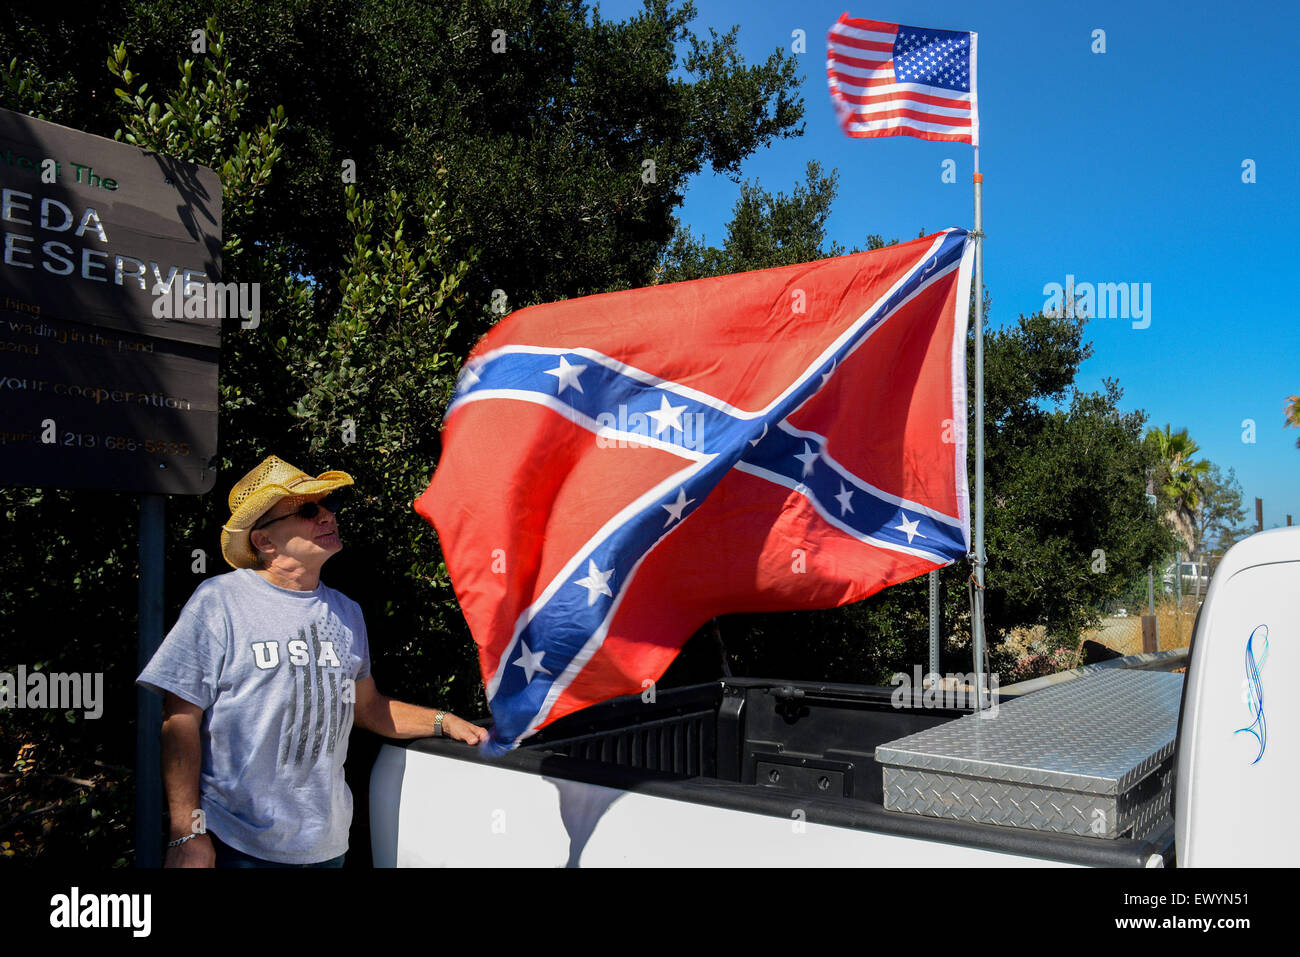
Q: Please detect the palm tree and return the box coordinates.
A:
[1286,395,1300,449]
[1147,424,1210,564]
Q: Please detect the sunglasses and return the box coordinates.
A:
[254,492,344,530]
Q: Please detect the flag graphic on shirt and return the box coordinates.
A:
[418,230,975,753]
[274,621,352,769]
[827,14,979,145]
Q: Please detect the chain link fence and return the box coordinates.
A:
[999,561,1212,683]
[1084,594,1202,657]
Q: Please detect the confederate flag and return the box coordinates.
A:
[416,229,974,752]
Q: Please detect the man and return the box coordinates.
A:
[137,455,487,868]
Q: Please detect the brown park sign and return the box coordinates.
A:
[0,107,224,495]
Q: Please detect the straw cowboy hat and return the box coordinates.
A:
[220,455,354,569]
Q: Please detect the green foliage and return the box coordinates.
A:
[0,484,140,866]
[280,182,480,703]
[106,18,287,262]
[1193,463,1248,559]
[983,310,1090,432]
[662,161,844,281]
[981,372,1173,648]
[1,56,74,119]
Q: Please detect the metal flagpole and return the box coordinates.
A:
[928,570,941,683]
[971,149,989,710]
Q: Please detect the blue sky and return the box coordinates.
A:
[599,0,1299,529]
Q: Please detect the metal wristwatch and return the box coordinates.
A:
[434,710,445,737]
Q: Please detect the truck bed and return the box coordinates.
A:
[393,677,1175,867]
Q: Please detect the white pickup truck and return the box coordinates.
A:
[370,527,1296,867]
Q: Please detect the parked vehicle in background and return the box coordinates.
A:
[1162,561,1210,595]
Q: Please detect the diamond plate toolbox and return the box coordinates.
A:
[876,670,1183,839]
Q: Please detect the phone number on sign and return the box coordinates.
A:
[62,432,191,455]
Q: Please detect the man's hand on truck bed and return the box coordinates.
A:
[440,713,489,746]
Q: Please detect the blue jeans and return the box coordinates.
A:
[211,832,345,869]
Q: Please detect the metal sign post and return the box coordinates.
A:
[134,494,165,867]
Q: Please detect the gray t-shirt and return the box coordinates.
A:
[137,568,371,864]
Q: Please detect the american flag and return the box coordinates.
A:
[827,14,978,145]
